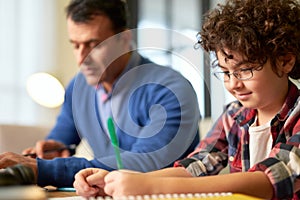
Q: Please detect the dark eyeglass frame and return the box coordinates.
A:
[213,65,263,82]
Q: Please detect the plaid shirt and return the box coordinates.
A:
[175,82,300,200]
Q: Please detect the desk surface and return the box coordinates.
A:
[47,191,78,198]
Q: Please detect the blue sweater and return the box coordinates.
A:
[37,53,200,187]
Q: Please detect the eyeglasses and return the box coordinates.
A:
[213,65,262,82]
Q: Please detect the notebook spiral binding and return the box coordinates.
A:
[92,192,233,200]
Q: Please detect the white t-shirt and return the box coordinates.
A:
[249,118,273,168]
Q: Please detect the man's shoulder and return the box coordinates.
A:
[138,57,187,79]
[65,73,83,86]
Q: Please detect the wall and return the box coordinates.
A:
[54,0,78,86]
[0,0,76,127]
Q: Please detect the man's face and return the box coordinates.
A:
[67,15,123,86]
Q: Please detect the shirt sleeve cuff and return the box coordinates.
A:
[249,157,294,199]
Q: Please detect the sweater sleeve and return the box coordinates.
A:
[37,157,113,187]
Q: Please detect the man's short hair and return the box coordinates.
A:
[66,0,128,33]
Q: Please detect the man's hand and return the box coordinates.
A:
[22,139,71,159]
[0,152,38,182]
[74,168,109,198]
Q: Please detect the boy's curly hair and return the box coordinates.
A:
[199,0,300,79]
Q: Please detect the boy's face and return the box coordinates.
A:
[216,49,290,115]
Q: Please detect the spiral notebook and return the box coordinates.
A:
[49,192,263,200]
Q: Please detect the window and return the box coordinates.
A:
[137,0,208,117]
[0,0,60,126]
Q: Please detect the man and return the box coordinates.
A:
[0,0,200,187]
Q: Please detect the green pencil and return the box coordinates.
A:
[107,117,123,169]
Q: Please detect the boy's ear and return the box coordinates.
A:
[278,54,296,73]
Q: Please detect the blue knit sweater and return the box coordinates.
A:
[37,53,200,187]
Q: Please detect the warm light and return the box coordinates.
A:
[26,72,65,108]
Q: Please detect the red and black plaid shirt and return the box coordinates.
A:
[175,82,300,200]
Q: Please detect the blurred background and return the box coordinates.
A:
[0,0,231,129]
